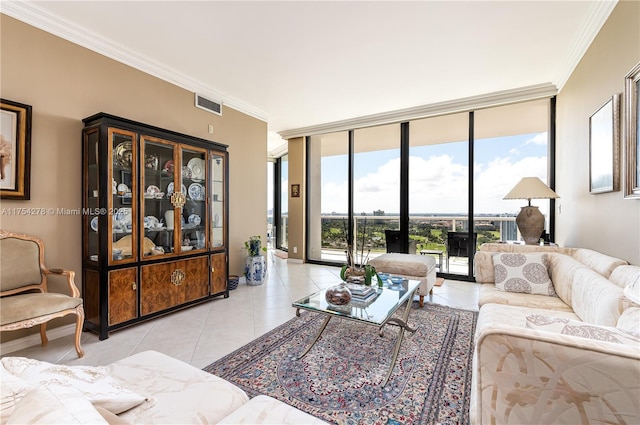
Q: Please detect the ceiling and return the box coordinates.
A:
[3,1,616,152]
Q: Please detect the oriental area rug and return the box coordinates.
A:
[204,302,478,425]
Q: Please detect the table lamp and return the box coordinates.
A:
[503,177,559,245]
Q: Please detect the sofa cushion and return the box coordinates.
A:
[478,284,572,311]
[493,253,556,296]
[218,395,328,424]
[572,248,628,279]
[0,357,145,415]
[571,268,631,326]
[617,307,640,337]
[106,350,249,424]
[525,314,640,345]
[0,364,32,423]
[608,265,640,291]
[6,386,107,425]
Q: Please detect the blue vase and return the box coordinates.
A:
[245,255,266,286]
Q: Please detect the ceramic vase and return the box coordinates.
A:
[245,255,266,286]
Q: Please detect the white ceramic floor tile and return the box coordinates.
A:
[1,252,480,368]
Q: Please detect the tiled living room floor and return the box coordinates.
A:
[1,252,480,368]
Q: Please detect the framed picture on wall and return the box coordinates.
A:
[589,93,620,194]
[624,61,640,199]
[0,99,32,200]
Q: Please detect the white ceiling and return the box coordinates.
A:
[3,1,616,151]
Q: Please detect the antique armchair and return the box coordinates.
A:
[0,230,84,357]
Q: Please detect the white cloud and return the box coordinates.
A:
[525,133,547,145]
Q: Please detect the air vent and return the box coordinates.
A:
[195,94,222,116]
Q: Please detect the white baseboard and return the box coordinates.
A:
[0,324,76,356]
[287,258,304,264]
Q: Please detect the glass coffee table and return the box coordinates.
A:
[292,279,420,386]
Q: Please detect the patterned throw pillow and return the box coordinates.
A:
[493,252,556,296]
[0,357,146,415]
[526,314,640,345]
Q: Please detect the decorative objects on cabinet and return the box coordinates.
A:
[82,113,229,340]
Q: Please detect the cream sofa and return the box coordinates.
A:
[471,243,640,424]
[1,350,327,424]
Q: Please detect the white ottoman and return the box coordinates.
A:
[368,253,437,307]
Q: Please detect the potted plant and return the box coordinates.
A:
[244,235,267,257]
[339,219,383,287]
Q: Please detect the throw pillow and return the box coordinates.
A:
[493,252,556,296]
[0,357,146,415]
[525,314,640,345]
[1,364,33,420]
[6,386,107,425]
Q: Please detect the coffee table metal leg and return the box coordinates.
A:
[297,315,331,360]
[382,292,417,386]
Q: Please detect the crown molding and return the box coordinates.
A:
[553,0,618,91]
[1,1,269,123]
[279,83,558,140]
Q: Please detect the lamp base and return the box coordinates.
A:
[516,206,545,245]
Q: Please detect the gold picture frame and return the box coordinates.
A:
[624,61,640,199]
[0,99,32,200]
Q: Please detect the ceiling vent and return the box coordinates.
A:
[195,94,222,116]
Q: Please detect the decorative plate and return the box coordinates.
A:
[146,185,161,196]
[114,141,133,167]
[188,183,204,201]
[117,183,129,194]
[144,215,159,229]
[162,160,174,174]
[91,216,98,232]
[114,208,132,226]
[187,158,205,181]
[182,166,192,179]
[166,182,186,196]
[188,214,201,226]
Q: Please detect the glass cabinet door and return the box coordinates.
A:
[141,136,176,258]
[109,128,137,264]
[180,146,208,253]
[210,151,225,249]
[84,128,100,264]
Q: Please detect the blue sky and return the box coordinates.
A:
[319,132,550,215]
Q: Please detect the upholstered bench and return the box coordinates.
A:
[369,253,437,307]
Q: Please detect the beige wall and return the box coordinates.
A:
[0,15,267,342]
[556,0,640,265]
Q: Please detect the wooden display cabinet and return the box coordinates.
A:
[82,113,229,339]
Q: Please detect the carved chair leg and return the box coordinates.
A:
[39,323,48,346]
[74,309,85,358]
[419,295,424,308]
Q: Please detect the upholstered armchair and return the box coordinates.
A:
[0,230,84,358]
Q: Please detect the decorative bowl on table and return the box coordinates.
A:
[325,283,352,306]
[390,276,404,285]
[181,246,193,252]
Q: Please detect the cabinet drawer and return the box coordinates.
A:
[140,256,209,315]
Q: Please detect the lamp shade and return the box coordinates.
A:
[503,177,559,203]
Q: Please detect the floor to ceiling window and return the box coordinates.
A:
[353,123,401,261]
[474,99,551,244]
[277,154,289,250]
[304,98,554,280]
[307,131,349,262]
[408,112,469,275]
